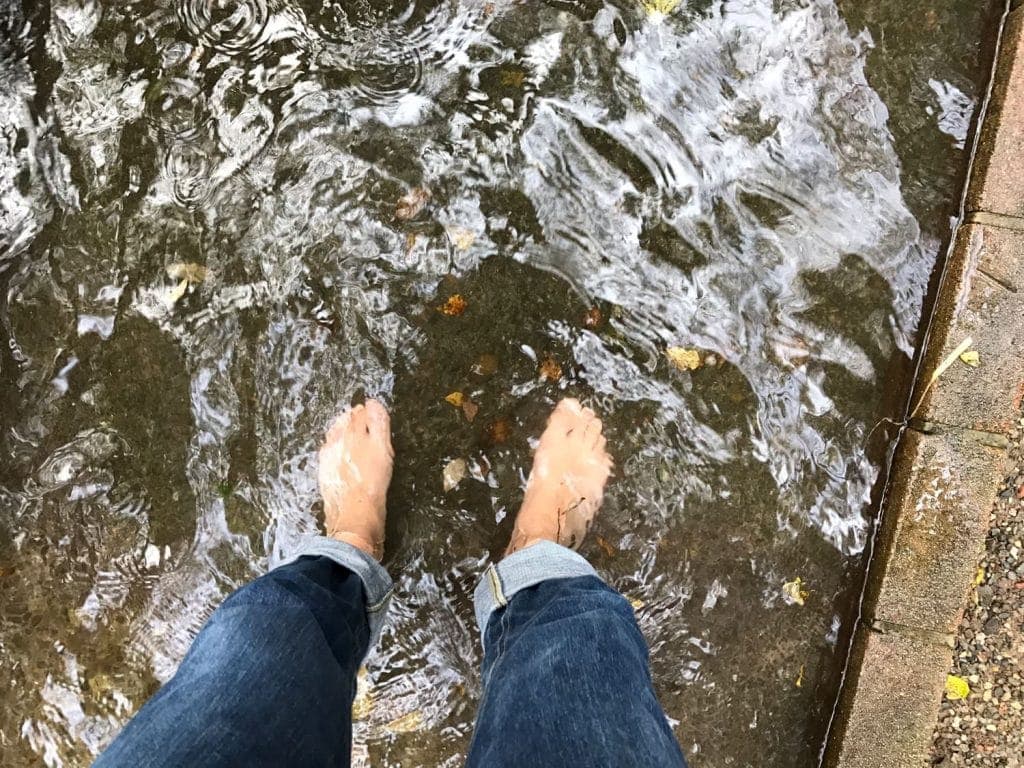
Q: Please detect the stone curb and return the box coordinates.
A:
[824,6,1024,768]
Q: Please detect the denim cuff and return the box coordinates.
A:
[473,540,599,636]
[279,534,393,648]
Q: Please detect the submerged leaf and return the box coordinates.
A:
[945,674,970,700]
[462,400,479,423]
[583,307,603,329]
[440,294,468,316]
[166,262,208,283]
[795,665,805,688]
[472,353,499,376]
[539,355,563,382]
[595,534,617,558]
[396,187,431,220]
[444,391,466,407]
[385,710,424,733]
[443,458,468,492]
[168,279,189,305]
[782,577,808,606]
[351,668,374,719]
[487,417,511,444]
[642,0,682,15]
[448,227,476,251]
[666,346,702,371]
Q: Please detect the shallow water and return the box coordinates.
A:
[0,0,1000,765]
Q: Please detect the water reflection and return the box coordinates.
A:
[0,0,996,765]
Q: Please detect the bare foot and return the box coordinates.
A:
[505,398,613,555]
[318,400,394,561]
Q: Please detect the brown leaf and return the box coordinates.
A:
[462,400,479,423]
[595,534,616,558]
[440,294,468,316]
[583,307,603,329]
[445,391,466,407]
[396,187,431,220]
[539,355,562,382]
[472,353,499,376]
[487,418,511,444]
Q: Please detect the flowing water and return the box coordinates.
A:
[0,0,1001,765]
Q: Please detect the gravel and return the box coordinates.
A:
[930,416,1024,768]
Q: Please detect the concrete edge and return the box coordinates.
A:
[824,5,1024,768]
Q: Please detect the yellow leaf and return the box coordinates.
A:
[445,391,466,407]
[945,674,970,700]
[448,227,476,251]
[666,346,702,372]
[629,597,645,611]
[166,262,208,283]
[782,577,808,606]
[795,665,805,688]
[168,279,189,305]
[911,337,973,417]
[351,668,374,719]
[385,710,424,733]
[643,0,681,15]
[959,350,980,368]
[974,567,985,586]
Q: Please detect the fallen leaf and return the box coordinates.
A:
[351,668,374,719]
[974,567,986,587]
[499,69,525,88]
[795,665,805,688]
[487,417,511,444]
[595,534,616,558]
[782,577,808,607]
[448,227,476,251]
[583,307,603,329]
[483,1,495,14]
[443,458,468,492]
[472,353,499,376]
[440,294,468,316]
[911,336,973,417]
[168,279,189,305]
[166,262,208,283]
[666,346,702,372]
[385,710,424,733]
[396,187,431,220]
[404,232,418,255]
[539,355,562,382]
[959,350,980,368]
[445,391,466,408]
[629,597,645,611]
[462,400,479,423]
[945,674,970,701]
[642,0,681,15]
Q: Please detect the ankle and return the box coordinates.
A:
[328,530,384,561]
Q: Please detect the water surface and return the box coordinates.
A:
[0,0,1000,765]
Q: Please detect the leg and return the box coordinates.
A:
[94,552,382,767]
[467,400,687,768]
[95,401,395,768]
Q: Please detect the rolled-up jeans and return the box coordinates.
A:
[94,537,687,768]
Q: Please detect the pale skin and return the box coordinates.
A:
[318,397,613,561]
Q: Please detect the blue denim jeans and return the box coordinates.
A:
[95,537,686,767]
